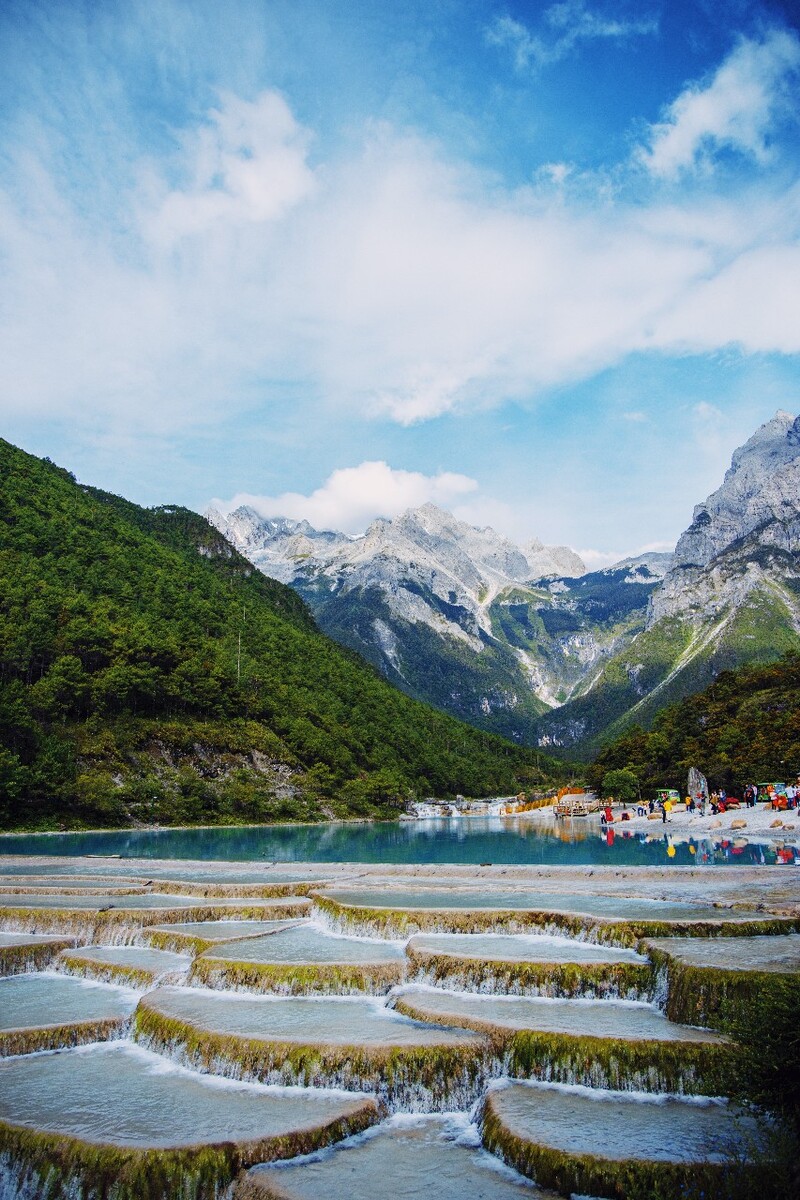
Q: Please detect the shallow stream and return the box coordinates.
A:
[141,986,482,1047]
[488,1081,765,1162]
[0,1042,372,1147]
[203,924,406,965]
[0,972,137,1030]
[394,987,722,1042]
[407,932,645,962]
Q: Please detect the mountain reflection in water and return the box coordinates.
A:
[0,817,795,866]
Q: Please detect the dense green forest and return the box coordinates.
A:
[587,654,800,797]
[0,440,566,830]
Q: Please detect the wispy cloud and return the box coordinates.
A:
[578,541,675,571]
[486,2,658,72]
[639,29,800,178]
[146,91,315,245]
[213,461,478,534]
[1,25,800,443]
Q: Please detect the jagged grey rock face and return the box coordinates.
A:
[208,502,587,628]
[534,411,800,756]
[205,507,351,584]
[649,411,800,627]
[673,411,800,569]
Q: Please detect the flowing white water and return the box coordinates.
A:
[135,988,498,1113]
[244,1111,550,1199]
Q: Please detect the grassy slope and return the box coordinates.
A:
[0,440,565,830]
[296,569,658,746]
[308,584,549,743]
[536,579,800,760]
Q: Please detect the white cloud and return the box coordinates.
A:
[0,90,317,435]
[213,461,478,534]
[577,548,631,571]
[2,60,800,440]
[639,30,800,178]
[147,91,315,244]
[487,2,658,72]
[298,130,716,423]
[651,242,800,354]
[297,128,800,422]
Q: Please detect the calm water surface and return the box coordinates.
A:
[0,818,795,867]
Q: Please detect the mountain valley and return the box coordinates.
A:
[212,412,800,757]
[208,503,670,745]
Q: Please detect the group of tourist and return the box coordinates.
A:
[601,775,800,824]
[746,780,799,810]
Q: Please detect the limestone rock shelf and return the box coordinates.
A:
[0,972,137,1055]
[236,1113,556,1200]
[647,933,800,972]
[0,874,144,888]
[393,987,733,1094]
[0,930,75,975]
[314,887,787,942]
[0,859,340,886]
[135,986,491,1110]
[394,985,721,1040]
[145,918,305,955]
[0,853,793,1200]
[646,934,800,1028]
[481,1081,768,1199]
[405,932,649,998]
[57,944,191,988]
[0,881,147,895]
[0,1042,379,1200]
[191,924,406,994]
[0,893,312,939]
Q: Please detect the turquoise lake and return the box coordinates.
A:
[0,818,794,866]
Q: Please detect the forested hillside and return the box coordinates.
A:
[587,654,800,797]
[0,441,563,830]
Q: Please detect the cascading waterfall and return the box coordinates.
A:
[0,863,791,1199]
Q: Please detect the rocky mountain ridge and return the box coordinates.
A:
[649,410,800,626]
[535,410,800,755]
[208,502,667,744]
[206,502,586,597]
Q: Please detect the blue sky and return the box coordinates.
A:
[2,0,800,565]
